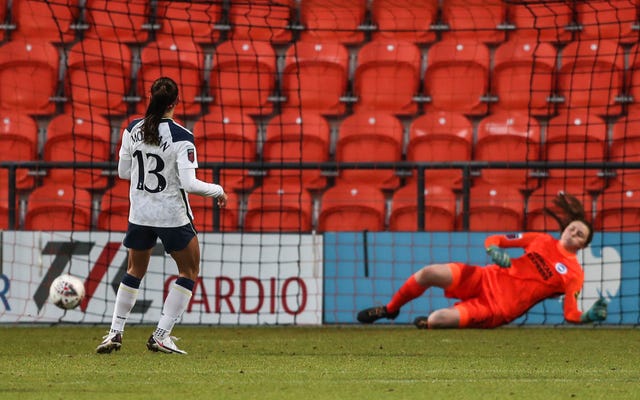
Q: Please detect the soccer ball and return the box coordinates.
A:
[49,274,85,310]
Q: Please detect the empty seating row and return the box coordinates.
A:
[3,107,640,193]
[2,1,638,45]
[2,37,639,118]
[2,178,638,232]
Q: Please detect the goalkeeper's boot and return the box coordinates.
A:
[96,332,122,354]
[413,316,429,329]
[357,306,399,323]
[147,335,187,355]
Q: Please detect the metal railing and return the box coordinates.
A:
[2,160,638,231]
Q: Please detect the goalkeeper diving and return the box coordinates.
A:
[357,192,609,328]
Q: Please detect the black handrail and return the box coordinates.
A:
[2,160,639,231]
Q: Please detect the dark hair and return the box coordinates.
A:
[141,77,179,146]
[544,192,594,246]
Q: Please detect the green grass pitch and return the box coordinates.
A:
[0,325,638,400]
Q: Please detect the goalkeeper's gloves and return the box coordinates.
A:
[580,296,609,323]
[486,245,511,268]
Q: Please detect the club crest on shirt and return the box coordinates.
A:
[555,262,568,274]
[187,148,195,163]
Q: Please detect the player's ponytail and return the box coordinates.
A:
[141,77,179,146]
[544,192,594,246]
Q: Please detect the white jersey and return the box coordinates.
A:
[118,118,197,227]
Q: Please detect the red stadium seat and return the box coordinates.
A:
[610,116,640,187]
[474,111,541,190]
[10,0,80,42]
[155,0,223,43]
[138,37,205,116]
[441,0,506,44]
[507,1,574,43]
[406,111,473,189]
[228,0,294,44]
[335,111,404,190]
[595,179,640,231]
[462,180,525,232]
[25,183,93,231]
[0,0,6,41]
[424,39,490,115]
[353,39,422,114]
[192,108,258,191]
[558,40,625,116]
[97,180,129,231]
[0,184,11,231]
[244,184,313,232]
[189,190,239,232]
[0,39,59,115]
[43,113,112,190]
[526,181,593,232]
[318,182,386,232]
[0,111,39,189]
[282,40,350,115]
[370,0,439,43]
[261,109,331,190]
[299,0,367,44]
[65,38,133,115]
[210,40,277,115]
[389,183,457,231]
[544,111,608,191]
[84,0,151,43]
[576,0,638,44]
[492,40,557,116]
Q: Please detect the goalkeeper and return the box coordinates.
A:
[357,192,608,328]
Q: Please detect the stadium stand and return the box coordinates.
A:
[595,178,640,231]
[353,38,422,114]
[525,181,594,232]
[406,111,473,190]
[228,0,295,44]
[261,109,331,190]
[506,0,574,43]
[24,182,93,231]
[0,110,39,190]
[370,0,439,44]
[282,40,350,116]
[474,110,541,190]
[299,0,367,44]
[43,112,112,190]
[65,38,133,115]
[83,0,151,43]
[318,181,386,232]
[188,188,239,232]
[192,107,258,192]
[335,111,403,190]
[138,37,205,116]
[575,0,639,44]
[610,115,640,188]
[9,0,79,43]
[423,39,491,115]
[0,39,60,115]
[389,183,457,232]
[440,0,506,44]
[463,180,525,232]
[492,39,557,116]
[155,0,224,43]
[244,183,313,232]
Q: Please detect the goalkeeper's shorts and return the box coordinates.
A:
[444,262,508,329]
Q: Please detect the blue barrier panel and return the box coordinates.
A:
[323,232,638,326]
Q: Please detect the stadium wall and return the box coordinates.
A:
[1,231,637,326]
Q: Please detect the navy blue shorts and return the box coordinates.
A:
[123,223,197,254]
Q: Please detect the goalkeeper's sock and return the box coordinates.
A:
[386,274,427,313]
[110,273,142,333]
[155,277,194,339]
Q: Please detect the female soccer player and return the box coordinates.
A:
[96,77,228,354]
[357,193,608,328]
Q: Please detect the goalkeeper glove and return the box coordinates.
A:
[580,297,609,323]
[486,245,511,268]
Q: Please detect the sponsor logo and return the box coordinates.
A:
[555,262,568,275]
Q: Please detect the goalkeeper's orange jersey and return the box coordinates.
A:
[481,233,584,323]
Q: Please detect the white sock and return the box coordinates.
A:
[155,283,192,339]
[109,283,139,334]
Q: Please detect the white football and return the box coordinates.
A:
[49,274,85,310]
